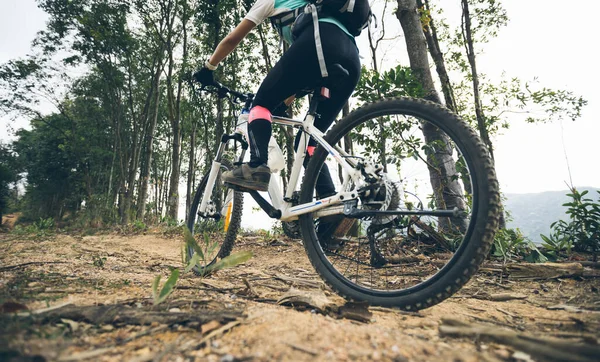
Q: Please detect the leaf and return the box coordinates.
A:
[152,275,161,301]
[204,251,253,274]
[184,252,200,274]
[183,226,204,260]
[154,268,180,305]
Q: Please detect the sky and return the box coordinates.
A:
[1,0,598,227]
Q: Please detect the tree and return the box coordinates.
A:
[396,0,467,231]
[0,143,20,224]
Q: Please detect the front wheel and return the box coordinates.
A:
[299,97,500,310]
[187,159,243,275]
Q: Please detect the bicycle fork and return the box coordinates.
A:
[198,133,248,216]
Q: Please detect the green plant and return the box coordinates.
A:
[541,188,600,260]
[491,228,547,263]
[150,227,253,305]
[10,217,55,240]
[540,226,573,260]
[132,220,147,233]
[152,268,180,305]
[92,255,107,268]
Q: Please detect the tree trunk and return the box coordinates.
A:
[419,0,457,113]
[396,0,466,232]
[461,0,505,228]
[186,120,197,221]
[136,66,162,221]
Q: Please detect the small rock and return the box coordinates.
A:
[101,324,115,331]
[220,354,235,362]
[169,308,182,313]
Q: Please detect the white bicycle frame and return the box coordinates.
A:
[198,111,373,223]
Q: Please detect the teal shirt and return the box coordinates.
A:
[273,0,353,44]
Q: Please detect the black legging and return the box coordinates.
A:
[253,21,361,196]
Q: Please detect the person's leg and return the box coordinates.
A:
[223,26,323,191]
[295,22,362,198]
[247,28,323,168]
[308,23,361,244]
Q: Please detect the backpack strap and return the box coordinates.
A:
[306,4,329,78]
[270,7,303,35]
[270,4,329,78]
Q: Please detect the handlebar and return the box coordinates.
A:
[184,72,253,104]
[208,81,251,103]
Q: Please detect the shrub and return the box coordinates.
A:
[491,227,547,263]
[541,188,600,260]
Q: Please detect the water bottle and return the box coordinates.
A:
[267,136,285,173]
[235,113,285,174]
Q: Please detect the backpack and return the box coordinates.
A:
[271,0,371,38]
[313,0,372,37]
[270,1,372,78]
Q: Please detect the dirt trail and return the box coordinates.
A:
[1,230,599,361]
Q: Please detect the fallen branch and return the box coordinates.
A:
[277,288,336,313]
[285,342,319,356]
[561,261,600,269]
[0,261,67,272]
[197,320,242,345]
[57,347,113,361]
[9,303,243,327]
[505,263,583,280]
[439,318,600,362]
[411,217,452,250]
[470,293,528,302]
[369,306,424,318]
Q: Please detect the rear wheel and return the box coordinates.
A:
[299,97,500,309]
[187,159,243,275]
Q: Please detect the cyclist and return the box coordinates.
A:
[194,0,361,195]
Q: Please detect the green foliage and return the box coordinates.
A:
[541,188,600,259]
[491,228,547,264]
[151,226,253,305]
[2,0,276,227]
[0,143,21,220]
[160,217,185,237]
[152,268,180,306]
[540,231,572,261]
[92,255,107,268]
[11,217,56,240]
[354,65,424,104]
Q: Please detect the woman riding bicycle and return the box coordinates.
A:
[193,0,361,195]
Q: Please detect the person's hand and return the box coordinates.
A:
[193,67,215,86]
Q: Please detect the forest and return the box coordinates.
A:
[0,0,586,227]
[1,0,599,361]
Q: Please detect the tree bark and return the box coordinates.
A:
[166,0,182,220]
[461,0,505,228]
[419,0,457,113]
[396,0,466,232]
[137,59,163,221]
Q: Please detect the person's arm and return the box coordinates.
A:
[207,19,256,67]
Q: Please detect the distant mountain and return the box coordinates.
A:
[504,187,600,244]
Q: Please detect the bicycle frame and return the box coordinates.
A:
[198,101,366,223]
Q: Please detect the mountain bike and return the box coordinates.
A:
[187,67,500,310]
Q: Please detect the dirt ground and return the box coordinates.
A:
[1,225,599,362]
